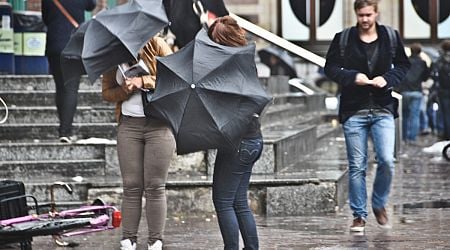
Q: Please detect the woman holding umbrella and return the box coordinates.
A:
[208,16,263,250]
[101,36,175,250]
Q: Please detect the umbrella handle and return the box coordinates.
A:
[192,0,207,23]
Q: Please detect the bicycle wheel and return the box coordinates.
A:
[443,143,450,161]
[0,217,91,237]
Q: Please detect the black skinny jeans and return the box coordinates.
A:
[47,54,81,137]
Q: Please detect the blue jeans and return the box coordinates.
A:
[213,137,263,250]
[401,91,423,141]
[343,114,395,220]
[419,94,429,131]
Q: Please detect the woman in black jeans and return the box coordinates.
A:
[208,16,263,250]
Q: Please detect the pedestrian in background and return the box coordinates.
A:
[324,0,410,232]
[101,36,175,250]
[432,40,450,140]
[42,0,96,143]
[399,43,430,143]
[208,16,263,250]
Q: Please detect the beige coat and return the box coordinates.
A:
[102,37,172,122]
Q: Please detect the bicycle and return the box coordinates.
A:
[0,181,121,249]
[443,142,450,161]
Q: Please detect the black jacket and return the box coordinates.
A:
[399,54,429,93]
[324,23,410,123]
[42,0,96,55]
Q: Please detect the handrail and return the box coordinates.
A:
[229,13,326,67]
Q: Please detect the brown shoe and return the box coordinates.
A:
[373,207,388,226]
[350,217,365,232]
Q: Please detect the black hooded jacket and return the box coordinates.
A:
[324,23,410,123]
[42,0,96,56]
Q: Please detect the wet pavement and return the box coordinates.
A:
[11,134,450,249]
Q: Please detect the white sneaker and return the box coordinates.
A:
[59,135,78,143]
[120,239,137,250]
[148,240,162,250]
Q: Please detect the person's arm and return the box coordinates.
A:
[324,32,361,88]
[421,60,431,82]
[379,30,410,89]
[102,69,133,103]
[141,37,173,89]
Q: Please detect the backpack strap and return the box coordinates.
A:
[339,27,351,58]
[384,25,397,60]
[339,26,398,60]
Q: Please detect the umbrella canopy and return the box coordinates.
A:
[163,0,228,48]
[146,29,271,155]
[61,21,90,80]
[258,46,297,78]
[62,0,169,83]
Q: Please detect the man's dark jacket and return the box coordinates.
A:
[42,0,96,56]
[324,23,410,123]
[399,54,429,93]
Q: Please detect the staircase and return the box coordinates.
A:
[0,74,347,217]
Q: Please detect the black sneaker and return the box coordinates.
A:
[350,217,365,232]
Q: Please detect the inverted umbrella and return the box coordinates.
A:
[163,0,228,48]
[62,0,169,83]
[258,46,297,78]
[146,29,272,155]
[61,21,90,80]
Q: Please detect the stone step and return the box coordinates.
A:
[0,141,207,179]
[261,103,307,127]
[0,122,326,180]
[0,90,111,107]
[0,159,107,180]
[0,142,107,161]
[10,165,347,216]
[0,122,117,141]
[0,106,115,124]
[0,75,100,91]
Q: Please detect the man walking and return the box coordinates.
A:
[324,0,410,232]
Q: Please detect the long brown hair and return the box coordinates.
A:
[208,16,247,47]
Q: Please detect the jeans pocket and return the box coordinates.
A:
[239,138,263,165]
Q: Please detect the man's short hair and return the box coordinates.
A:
[354,0,379,12]
[410,43,422,55]
[442,40,450,52]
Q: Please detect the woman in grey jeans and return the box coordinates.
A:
[102,36,175,250]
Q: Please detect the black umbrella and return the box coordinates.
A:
[258,46,297,78]
[62,0,169,83]
[61,21,91,80]
[163,0,228,48]
[146,29,271,155]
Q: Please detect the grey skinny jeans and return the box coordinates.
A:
[117,116,176,244]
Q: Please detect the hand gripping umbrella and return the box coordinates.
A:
[62,0,169,83]
[146,29,272,155]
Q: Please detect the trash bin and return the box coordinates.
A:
[0,3,15,74]
[13,10,48,74]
